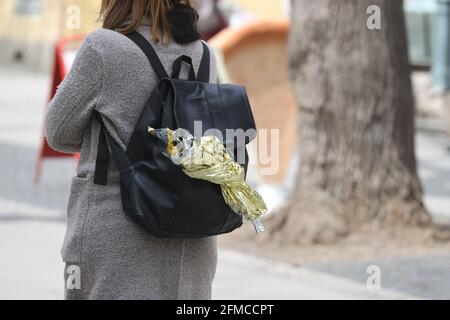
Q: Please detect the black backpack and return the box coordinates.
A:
[93,31,257,238]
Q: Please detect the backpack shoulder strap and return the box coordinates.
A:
[197,41,211,83]
[126,31,169,79]
[94,112,132,185]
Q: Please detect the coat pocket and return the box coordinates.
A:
[61,176,91,263]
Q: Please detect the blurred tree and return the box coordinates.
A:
[268,0,433,244]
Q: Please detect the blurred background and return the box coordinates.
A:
[0,0,450,300]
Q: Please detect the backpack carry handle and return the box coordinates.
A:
[172,55,196,81]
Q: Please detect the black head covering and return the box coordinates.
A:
[167,3,202,43]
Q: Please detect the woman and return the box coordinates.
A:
[45,0,218,300]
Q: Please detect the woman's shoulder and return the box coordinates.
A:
[83,28,133,56]
[84,27,214,55]
[80,27,217,81]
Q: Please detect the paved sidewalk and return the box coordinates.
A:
[214,251,416,300]
[0,219,415,300]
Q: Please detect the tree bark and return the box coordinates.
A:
[268,0,432,245]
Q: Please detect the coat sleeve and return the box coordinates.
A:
[44,38,103,153]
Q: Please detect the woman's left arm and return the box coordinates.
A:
[45,38,103,153]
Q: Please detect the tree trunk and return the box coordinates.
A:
[268,0,432,245]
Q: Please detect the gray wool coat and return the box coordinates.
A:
[44,25,218,300]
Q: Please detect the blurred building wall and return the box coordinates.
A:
[59,0,101,37]
[234,0,285,20]
[0,0,100,72]
[0,0,59,72]
[0,0,284,73]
